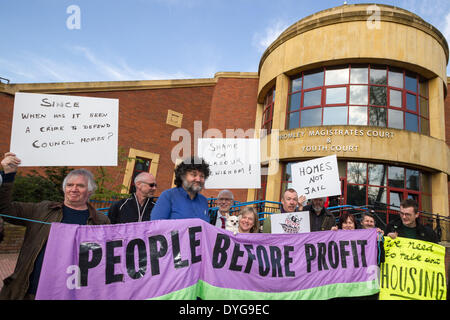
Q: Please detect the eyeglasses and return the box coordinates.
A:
[218,198,233,202]
[399,212,414,217]
[141,182,157,188]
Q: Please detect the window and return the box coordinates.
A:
[122,148,160,194]
[304,89,322,107]
[262,86,275,135]
[323,106,348,125]
[129,157,151,193]
[325,87,347,104]
[286,65,429,134]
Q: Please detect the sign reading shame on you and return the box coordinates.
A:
[36,220,379,300]
[10,92,119,166]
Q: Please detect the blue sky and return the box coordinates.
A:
[1,0,450,84]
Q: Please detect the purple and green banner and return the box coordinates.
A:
[36,219,379,300]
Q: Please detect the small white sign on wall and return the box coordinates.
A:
[271,211,310,234]
[197,138,261,189]
[10,92,119,166]
[291,155,341,200]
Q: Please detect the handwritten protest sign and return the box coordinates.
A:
[380,236,447,300]
[197,138,261,189]
[36,220,379,300]
[270,211,310,234]
[291,155,341,200]
[10,92,119,166]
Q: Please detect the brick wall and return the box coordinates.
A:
[0,77,259,252]
[203,77,259,202]
[58,86,216,194]
[0,93,14,157]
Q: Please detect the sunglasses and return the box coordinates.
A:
[141,182,157,188]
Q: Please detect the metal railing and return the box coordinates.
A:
[0,76,10,84]
[92,198,449,242]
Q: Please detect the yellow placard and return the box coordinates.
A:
[379,236,447,300]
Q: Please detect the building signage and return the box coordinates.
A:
[279,128,395,153]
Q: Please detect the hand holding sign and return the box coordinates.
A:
[1,152,21,174]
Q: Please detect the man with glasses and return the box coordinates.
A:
[108,172,157,224]
[211,190,234,229]
[385,199,438,243]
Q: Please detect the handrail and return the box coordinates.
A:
[94,198,448,241]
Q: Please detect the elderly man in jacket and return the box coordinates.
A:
[303,197,336,232]
[0,152,110,300]
[108,172,157,224]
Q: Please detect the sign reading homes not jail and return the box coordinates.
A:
[291,155,341,200]
[10,92,119,166]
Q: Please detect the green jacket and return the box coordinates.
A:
[0,181,110,300]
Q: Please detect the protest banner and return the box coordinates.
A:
[10,92,119,166]
[291,155,341,200]
[36,219,379,300]
[379,236,447,300]
[197,138,261,189]
[270,211,310,234]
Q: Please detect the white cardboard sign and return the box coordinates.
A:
[271,211,311,234]
[197,138,261,189]
[10,92,119,166]
[291,155,341,200]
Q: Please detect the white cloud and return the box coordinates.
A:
[0,46,206,83]
[0,58,37,82]
[252,19,290,53]
[443,11,450,45]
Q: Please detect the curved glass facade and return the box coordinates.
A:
[287,65,429,134]
[282,161,432,212]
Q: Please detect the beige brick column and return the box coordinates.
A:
[428,77,446,140]
[264,73,289,202]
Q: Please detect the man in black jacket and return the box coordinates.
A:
[385,199,438,243]
[303,197,336,232]
[108,172,157,224]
